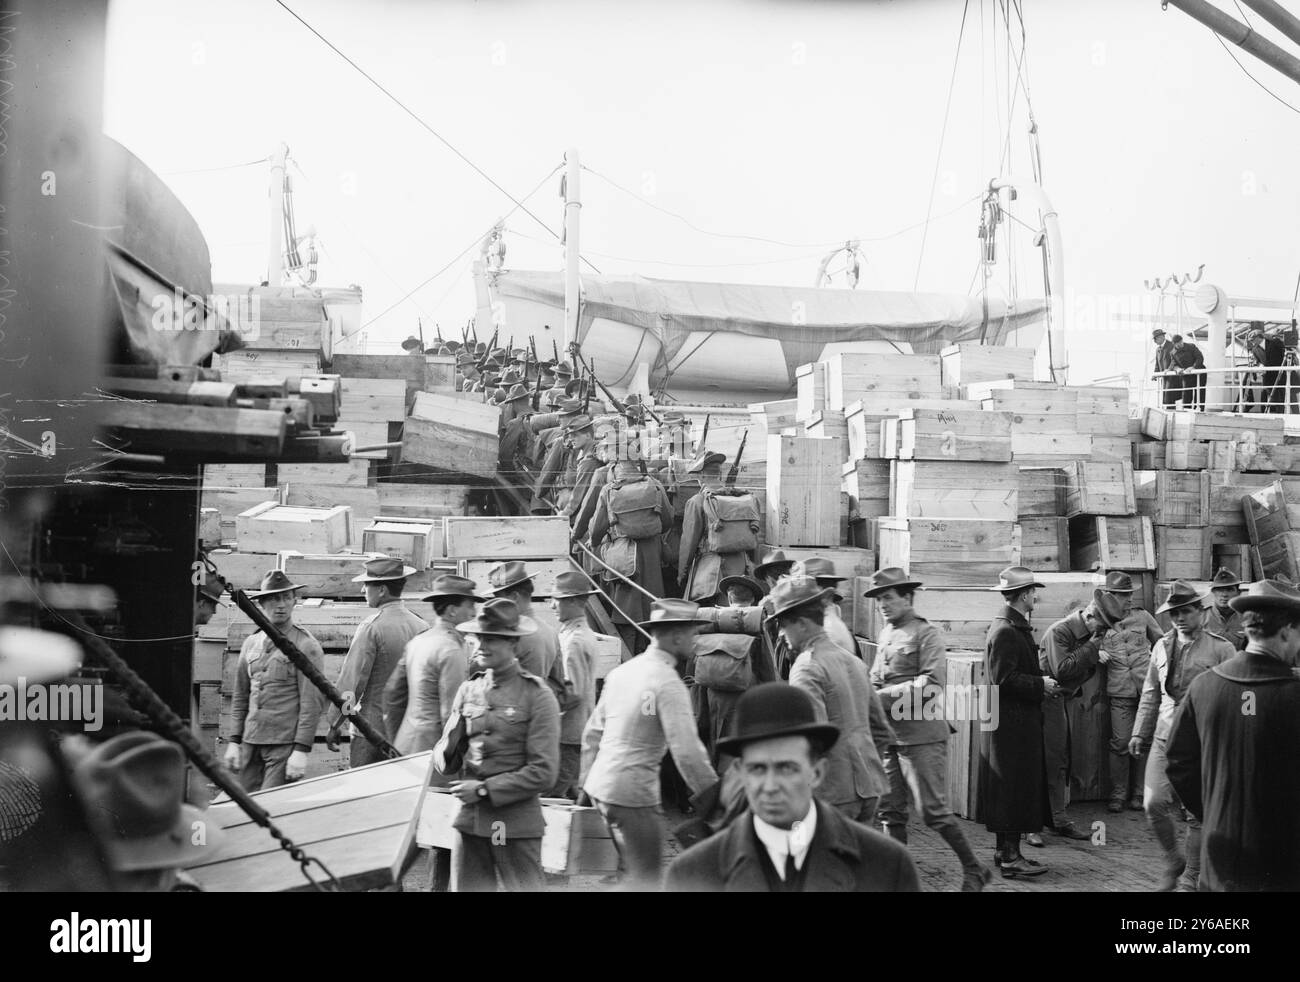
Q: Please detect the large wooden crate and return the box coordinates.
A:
[1069,383,1130,418]
[805,409,847,443]
[766,435,843,547]
[972,380,1078,415]
[212,347,324,382]
[203,464,267,488]
[276,551,387,599]
[842,459,891,521]
[199,508,223,548]
[824,352,943,411]
[876,518,1021,587]
[945,652,987,820]
[443,515,570,559]
[844,402,889,460]
[361,519,443,567]
[939,343,1036,387]
[1134,441,1212,471]
[1019,517,1069,572]
[889,460,1018,521]
[796,362,827,421]
[1243,480,1291,545]
[1134,470,1208,527]
[749,399,798,436]
[340,377,407,424]
[1166,410,1285,444]
[278,460,372,488]
[202,488,284,542]
[402,392,501,480]
[283,483,382,523]
[377,483,471,519]
[1206,471,1289,546]
[206,550,275,591]
[1067,515,1154,571]
[236,502,352,554]
[1253,532,1300,582]
[1155,526,1212,581]
[1017,467,1065,518]
[888,407,1013,462]
[1234,442,1300,474]
[1061,460,1135,517]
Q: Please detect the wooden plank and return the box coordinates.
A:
[896,407,1014,462]
[980,388,1079,416]
[843,403,889,460]
[876,518,1021,586]
[1133,443,1166,471]
[841,459,891,520]
[749,399,799,434]
[1061,461,1136,517]
[1067,515,1155,571]
[361,519,442,567]
[1139,406,1171,440]
[890,460,1019,521]
[278,460,371,487]
[1166,440,1211,471]
[443,515,570,559]
[100,403,287,457]
[1019,517,1069,572]
[796,362,827,421]
[236,502,352,554]
[193,639,226,683]
[1155,525,1212,581]
[766,435,843,547]
[939,343,1036,386]
[1017,467,1065,518]
[1011,433,1093,460]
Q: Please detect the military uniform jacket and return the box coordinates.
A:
[231,624,326,750]
[1203,605,1246,651]
[1134,628,1233,744]
[1039,610,1103,696]
[447,660,560,839]
[870,612,949,746]
[1101,609,1163,699]
[327,599,430,736]
[385,620,470,756]
[558,617,599,745]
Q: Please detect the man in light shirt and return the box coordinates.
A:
[664,682,920,892]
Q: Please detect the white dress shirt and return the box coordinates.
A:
[752,800,818,879]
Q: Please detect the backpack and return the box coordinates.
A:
[606,478,662,540]
[693,634,756,693]
[701,489,760,554]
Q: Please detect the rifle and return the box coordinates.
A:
[529,334,539,368]
[418,318,425,350]
[700,413,711,449]
[725,429,749,488]
[476,326,499,373]
[583,359,593,414]
[436,321,444,342]
[552,338,560,365]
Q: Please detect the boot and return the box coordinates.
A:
[884,823,908,845]
[939,824,993,892]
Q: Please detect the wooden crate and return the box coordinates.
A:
[796,362,827,421]
[206,550,277,591]
[945,652,987,820]
[1132,443,1166,471]
[443,515,570,559]
[283,484,382,525]
[1207,441,1239,471]
[1011,432,1093,462]
[1019,517,1069,572]
[1243,480,1291,546]
[202,488,284,543]
[1167,440,1211,471]
[236,502,352,555]
[891,407,1013,462]
[1236,442,1300,474]
[876,518,1021,587]
[1206,471,1288,545]
[1156,526,1211,581]
[824,353,943,411]
[1061,460,1136,517]
[203,464,267,488]
[1254,532,1300,582]
[1139,406,1171,440]
[1067,515,1154,571]
[805,409,847,442]
[1075,412,1130,438]
[361,519,443,567]
[973,381,1078,415]
[766,436,843,547]
[939,343,1036,387]
[338,420,393,461]
[1212,544,1253,582]
[1134,470,1208,527]
[340,377,408,424]
[842,459,891,520]
[377,483,471,518]
[843,402,889,460]
[889,460,1018,521]
[1166,410,1285,444]
[459,557,573,598]
[329,352,438,403]
[212,348,324,382]
[199,508,223,548]
[1017,467,1065,518]
[402,392,501,480]
[276,552,385,599]
[1090,436,1133,462]
[278,460,372,487]
[749,399,798,436]
[1069,383,1130,417]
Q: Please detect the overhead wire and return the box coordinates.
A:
[163,157,269,177]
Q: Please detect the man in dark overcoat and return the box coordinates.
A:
[1166,579,1300,891]
[979,566,1060,878]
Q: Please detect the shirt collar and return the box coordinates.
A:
[752,800,818,877]
[488,660,521,686]
[802,630,829,653]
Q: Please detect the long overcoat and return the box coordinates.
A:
[978,605,1049,833]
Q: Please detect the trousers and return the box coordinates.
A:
[238,743,293,792]
[453,832,544,892]
[834,797,880,826]
[349,729,386,769]
[594,799,665,891]
[1107,697,1147,803]
[550,743,581,799]
[1144,735,1201,890]
[1043,694,1072,827]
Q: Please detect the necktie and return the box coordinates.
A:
[783,851,797,888]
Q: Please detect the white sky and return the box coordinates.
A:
[103,0,1300,383]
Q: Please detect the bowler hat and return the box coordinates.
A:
[718,575,766,601]
[989,566,1046,592]
[1230,578,1300,615]
[250,570,302,599]
[551,570,599,599]
[715,683,840,757]
[488,560,535,595]
[352,556,418,583]
[754,549,795,580]
[0,626,82,688]
[1101,571,1136,593]
[863,566,923,598]
[456,598,535,638]
[1210,568,1243,590]
[1088,589,1127,631]
[1152,329,1166,339]
[73,732,225,872]
[1156,579,1205,614]
[686,450,727,474]
[420,574,484,603]
[636,599,711,630]
[764,575,832,622]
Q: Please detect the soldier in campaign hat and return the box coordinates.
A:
[224,571,326,791]
[791,557,857,658]
[1166,579,1300,891]
[1204,567,1247,651]
[547,571,602,799]
[1132,580,1234,891]
[866,568,992,891]
[664,683,921,893]
[435,598,559,892]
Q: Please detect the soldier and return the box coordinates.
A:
[590,456,673,656]
[486,560,571,709]
[678,451,759,604]
[755,549,797,679]
[719,574,765,608]
[225,571,326,791]
[866,568,992,891]
[326,557,430,768]
[556,414,601,519]
[791,558,858,658]
[195,570,226,627]
[1038,589,1126,842]
[580,600,719,891]
[1130,580,1234,891]
[1203,567,1247,650]
[1098,571,1164,813]
[437,599,560,892]
[548,572,602,799]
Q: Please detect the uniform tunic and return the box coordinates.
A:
[1134,629,1234,744]
[871,612,949,746]
[590,475,672,626]
[1203,605,1246,651]
[383,619,470,757]
[678,486,756,602]
[231,623,326,751]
